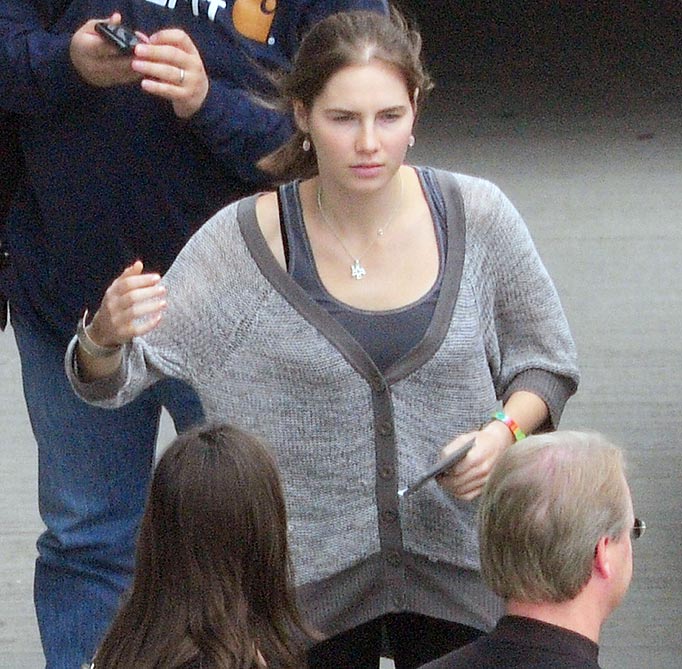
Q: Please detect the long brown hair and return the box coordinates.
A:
[258,8,433,182]
[92,424,307,668]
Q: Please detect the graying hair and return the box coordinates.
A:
[478,431,629,603]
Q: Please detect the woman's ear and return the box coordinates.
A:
[412,87,420,115]
[293,100,309,133]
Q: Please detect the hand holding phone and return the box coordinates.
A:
[95,22,141,54]
[398,438,476,499]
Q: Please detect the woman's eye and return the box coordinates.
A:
[380,111,402,122]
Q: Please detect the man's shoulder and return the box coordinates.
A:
[417,631,601,669]
[418,639,489,669]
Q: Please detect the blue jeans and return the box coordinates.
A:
[11,309,204,669]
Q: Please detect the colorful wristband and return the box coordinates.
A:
[493,411,526,442]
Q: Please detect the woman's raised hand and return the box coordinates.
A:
[88,260,167,347]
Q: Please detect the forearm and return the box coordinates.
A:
[66,334,156,411]
[188,82,293,186]
[482,390,550,447]
[75,345,123,382]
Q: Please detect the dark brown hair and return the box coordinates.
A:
[259,8,433,182]
[92,424,307,668]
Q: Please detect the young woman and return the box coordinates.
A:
[89,424,307,669]
[68,9,579,669]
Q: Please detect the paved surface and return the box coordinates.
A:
[1,4,681,667]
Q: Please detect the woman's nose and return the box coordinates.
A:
[356,123,379,153]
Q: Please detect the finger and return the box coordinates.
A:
[138,77,186,102]
[118,282,166,307]
[135,63,187,90]
[147,28,197,51]
[108,290,167,338]
[133,42,180,65]
[455,485,484,502]
[120,260,146,278]
[107,303,165,343]
[131,48,188,90]
[445,468,487,497]
[131,310,165,338]
[108,269,159,301]
[441,431,478,458]
[113,279,165,307]
[127,295,168,327]
[454,453,493,484]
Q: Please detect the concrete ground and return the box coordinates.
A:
[1,3,681,667]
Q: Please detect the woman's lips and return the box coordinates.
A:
[350,163,383,178]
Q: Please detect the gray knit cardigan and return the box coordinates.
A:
[67,168,579,635]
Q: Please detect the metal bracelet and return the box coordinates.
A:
[76,309,122,359]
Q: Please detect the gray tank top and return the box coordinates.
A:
[277,167,448,373]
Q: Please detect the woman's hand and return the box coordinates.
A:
[436,420,514,501]
[70,13,144,88]
[131,29,209,118]
[88,260,167,347]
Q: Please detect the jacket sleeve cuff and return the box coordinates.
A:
[188,80,292,185]
[502,368,578,431]
[64,335,130,406]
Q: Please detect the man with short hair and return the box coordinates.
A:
[421,431,643,669]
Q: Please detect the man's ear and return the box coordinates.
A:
[594,536,612,579]
[293,100,309,133]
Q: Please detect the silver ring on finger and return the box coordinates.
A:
[178,67,185,84]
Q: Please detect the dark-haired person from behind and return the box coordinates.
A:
[419,431,643,669]
[88,424,308,669]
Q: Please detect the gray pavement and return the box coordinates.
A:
[2,7,682,666]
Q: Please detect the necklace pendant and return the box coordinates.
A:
[351,259,367,280]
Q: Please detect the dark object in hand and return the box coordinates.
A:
[95,22,140,54]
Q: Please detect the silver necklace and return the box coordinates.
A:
[316,174,404,280]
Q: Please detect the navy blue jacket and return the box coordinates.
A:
[0,0,387,340]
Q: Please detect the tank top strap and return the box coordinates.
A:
[276,180,321,294]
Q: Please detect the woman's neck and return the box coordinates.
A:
[314,167,406,239]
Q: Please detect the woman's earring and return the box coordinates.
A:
[302,137,311,152]
[408,135,415,148]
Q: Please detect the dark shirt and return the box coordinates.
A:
[0,0,387,341]
[278,167,448,372]
[419,615,601,669]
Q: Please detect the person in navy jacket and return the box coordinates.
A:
[0,1,386,666]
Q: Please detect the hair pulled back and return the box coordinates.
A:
[259,8,433,181]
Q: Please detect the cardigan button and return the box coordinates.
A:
[386,550,402,567]
[378,464,394,480]
[381,509,398,524]
[378,421,393,437]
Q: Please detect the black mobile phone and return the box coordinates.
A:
[95,22,140,54]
